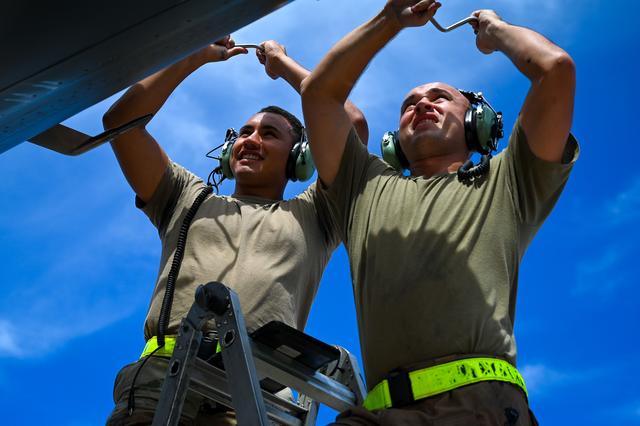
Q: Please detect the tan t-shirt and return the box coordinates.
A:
[139,162,338,340]
[320,119,579,388]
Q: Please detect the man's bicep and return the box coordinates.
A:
[110,127,170,203]
[519,53,576,163]
[302,96,353,187]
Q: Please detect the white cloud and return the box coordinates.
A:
[569,177,640,297]
[573,247,626,296]
[604,400,640,423]
[606,177,640,227]
[0,321,22,357]
[0,195,157,359]
[520,362,604,397]
[520,363,570,394]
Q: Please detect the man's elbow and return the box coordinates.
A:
[300,76,330,110]
[300,75,317,102]
[102,99,137,131]
[301,74,350,105]
[544,50,576,85]
[102,84,148,130]
[102,106,121,131]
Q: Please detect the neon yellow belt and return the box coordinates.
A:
[140,336,178,358]
[140,336,221,359]
[364,357,528,411]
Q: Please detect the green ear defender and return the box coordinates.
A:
[287,129,316,182]
[380,90,504,181]
[218,128,315,182]
[459,91,504,155]
[219,128,236,179]
[381,130,409,171]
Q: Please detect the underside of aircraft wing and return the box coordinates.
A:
[0,0,293,154]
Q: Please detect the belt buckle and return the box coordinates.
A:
[387,369,414,408]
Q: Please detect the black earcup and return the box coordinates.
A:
[458,91,504,182]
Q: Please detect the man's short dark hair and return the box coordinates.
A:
[258,106,304,143]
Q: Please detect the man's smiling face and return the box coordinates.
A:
[230,112,295,190]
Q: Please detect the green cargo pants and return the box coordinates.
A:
[106,356,236,426]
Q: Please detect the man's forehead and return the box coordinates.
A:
[243,112,291,132]
[404,82,460,100]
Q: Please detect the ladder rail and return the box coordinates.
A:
[152,281,365,425]
[188,357,307,426]
[252,341,359,412]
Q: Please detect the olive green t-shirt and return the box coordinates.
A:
[138,162,338,340]
[320,119,579,388]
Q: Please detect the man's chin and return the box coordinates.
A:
[413,120,438,132]
[233,165,261,178]
[411,128,441,144]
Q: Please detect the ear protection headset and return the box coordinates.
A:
[218,127,315,182]
[381,90,504,182]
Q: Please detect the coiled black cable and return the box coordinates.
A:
[127,184,213,416]
[157,184,214,346]
[457,154,491,183]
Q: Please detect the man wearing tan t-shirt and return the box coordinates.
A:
[102,36,368,425]
[302,1,577,424]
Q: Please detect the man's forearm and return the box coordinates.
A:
[485,18,575,162]
[302,7,400,102]
[492,22,573,82]
[276,54,309,94]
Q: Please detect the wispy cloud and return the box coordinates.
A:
[0,196,156,359]
[520,363,570,395]
[605,177,640,227]
[520,362,603,397]
[570,177,640,297]
[574,247,627,296]
[601,399,640,424]
[0,320,22,357]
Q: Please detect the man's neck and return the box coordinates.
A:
[233,183,284,201]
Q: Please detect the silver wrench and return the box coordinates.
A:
[430,16,477,32]
[236,44,264,51]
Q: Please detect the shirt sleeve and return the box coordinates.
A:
[317,128,392,244]
[501,117,580,227]
[135,161,204,235]
[304,182,340,251]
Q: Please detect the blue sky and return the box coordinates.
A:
[1,0,638,424]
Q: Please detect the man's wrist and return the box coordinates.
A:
[488,20,511,53]
[270,53,289,78]
[380,4,403,36]
[187,48,211,68]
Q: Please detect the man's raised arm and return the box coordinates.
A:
[257,40,369,144]
[301,0,440,186]
[471,11,576,163]
[103,37,247,202]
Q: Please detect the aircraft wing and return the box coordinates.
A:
[0,0,293,154]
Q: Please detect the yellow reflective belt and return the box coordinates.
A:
[363,357,528,411]
[140,336,221,359]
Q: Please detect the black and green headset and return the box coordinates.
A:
[218,127,316,182]
[381,90,504,181]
